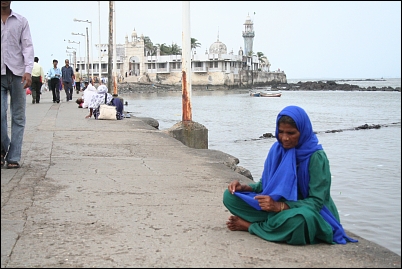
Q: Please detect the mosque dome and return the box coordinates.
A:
[131,28,137,37]
[244,15,253,25]
[209,39,227,54]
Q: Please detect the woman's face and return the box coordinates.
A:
[278,123,300,149]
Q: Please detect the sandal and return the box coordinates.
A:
[7,162,21,169]
[1,149,6,167]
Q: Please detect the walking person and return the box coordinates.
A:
[74,67,81,94]
[47,59,62,103]
[1,0,34,169]
[30,56,44,104]
[61,59,74,101]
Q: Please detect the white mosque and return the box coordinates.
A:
[75,14,286,87]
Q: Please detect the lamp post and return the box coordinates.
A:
[65,40,81,76]
[71,32,87,79]
[66,50,74,63]
[66,46,77,70]
[74,18,93,83]
[98,1,102,81]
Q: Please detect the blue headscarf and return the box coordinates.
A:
[234,105,322,207]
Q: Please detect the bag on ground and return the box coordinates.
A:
[98,104,117,120]
[97,93,117,120]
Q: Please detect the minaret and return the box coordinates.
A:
[242,14,255,56]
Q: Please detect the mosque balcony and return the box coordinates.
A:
[147,68,169,74]
[242,31,255,37]
[193,66,207,72]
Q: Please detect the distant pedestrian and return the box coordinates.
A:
[1,0,34,169]
[61,59,74,101]
[74,68,81,94]
[30,56,44,104]
[46,73,51,92]
[47,59,62,103]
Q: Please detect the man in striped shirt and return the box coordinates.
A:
[1,0,34,169]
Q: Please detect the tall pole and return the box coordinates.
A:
[78,42,81,77]
[98,1,102,81]
[73,51,76,70]
[112,1,117,96]
[182,1,192,122]
[90,22,94,83]
[86,27,90,81]
[107,1,113,92]
[72,34,86,79]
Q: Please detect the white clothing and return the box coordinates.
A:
[82,84,97,109]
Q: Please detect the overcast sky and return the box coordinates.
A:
[11,1,401,79]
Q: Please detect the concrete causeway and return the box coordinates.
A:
[1,90,400,267]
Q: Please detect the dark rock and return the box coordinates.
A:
[137,117,159,129]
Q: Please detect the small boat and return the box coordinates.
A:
[249,89,281,97]
[260,92,281,97]
[249,91,261,97]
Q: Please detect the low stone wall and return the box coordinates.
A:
[273,80,401,92]
[116,79,400,94]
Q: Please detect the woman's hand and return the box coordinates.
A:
[228,180,242,194]
[254,195,282,212]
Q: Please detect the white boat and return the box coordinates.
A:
[249,87,282,97]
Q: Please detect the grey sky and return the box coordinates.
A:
[11,1,401,79]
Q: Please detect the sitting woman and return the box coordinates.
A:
[223,105,358,245]
[85,85,124,120]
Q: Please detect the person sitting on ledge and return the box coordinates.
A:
[223,105,358,245]
[85,85,124,120]
[82,81,97,109]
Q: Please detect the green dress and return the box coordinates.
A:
[223,150,340,245]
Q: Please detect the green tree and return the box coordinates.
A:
[191,37,201,52]
[154,43,166,55]
[256,51,269,71]
[143,36,157,56]
[169,42,182,55]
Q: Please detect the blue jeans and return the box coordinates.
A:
[1,69,26,164]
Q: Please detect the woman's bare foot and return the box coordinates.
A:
[226,215,251,231]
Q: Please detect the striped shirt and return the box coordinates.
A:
[1,10,34,76]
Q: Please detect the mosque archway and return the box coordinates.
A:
[129,56,140,76]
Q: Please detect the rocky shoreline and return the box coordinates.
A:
[116,80,401,94]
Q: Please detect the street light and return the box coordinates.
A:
[98,1,102,81]
[66,46,77,70]
[74,18,93,83]
[72,32,88,80]
[66,50,74,63]
[65,39,81,76]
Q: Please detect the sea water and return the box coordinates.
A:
[122,78,401,256]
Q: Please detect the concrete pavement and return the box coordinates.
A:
[1,90,401,267]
